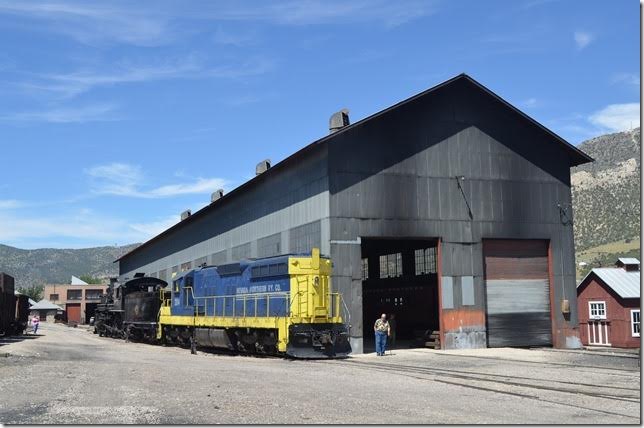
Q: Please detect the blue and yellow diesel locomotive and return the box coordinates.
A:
[158,248,351,358]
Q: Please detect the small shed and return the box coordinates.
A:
[29,299,63,323]
[577,258,640,348]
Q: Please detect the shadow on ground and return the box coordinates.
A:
[0,334,43,347]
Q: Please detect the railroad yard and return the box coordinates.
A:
[0,323,639,424]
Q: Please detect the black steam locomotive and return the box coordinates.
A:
[94,275,167,342]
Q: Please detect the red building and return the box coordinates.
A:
[577,258,640,348]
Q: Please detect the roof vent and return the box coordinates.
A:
[256,159,271,176]
[180,209,191,221]
[211,189,224,203]
[329,108,350,133]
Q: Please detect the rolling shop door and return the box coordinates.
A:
[484,239,552,347]
[66,303,81,324]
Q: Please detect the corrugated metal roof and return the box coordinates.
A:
[578,268,640,299]
[115,73,594,263]
[617,257,640,265]
[29,299,63,310]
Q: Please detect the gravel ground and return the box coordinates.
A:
[0,323,640,424]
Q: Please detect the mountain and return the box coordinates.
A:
[572,127,641,277]
[0,243,140,290]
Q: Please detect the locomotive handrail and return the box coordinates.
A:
[191,291,291,319]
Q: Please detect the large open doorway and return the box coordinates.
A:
[361,238,440,353]
[85,303,98,324]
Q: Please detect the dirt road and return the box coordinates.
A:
[0,323,639,424]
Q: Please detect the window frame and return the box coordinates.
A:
[361,258,369,281]
[588,301,607,320]
[631,309,640,338]
[379,252,402,279]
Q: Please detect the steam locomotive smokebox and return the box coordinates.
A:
[124,291,161,323]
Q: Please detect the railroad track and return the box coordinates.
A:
[322,358,640,420]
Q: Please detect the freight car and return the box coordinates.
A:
[0,272,15,335]
[159,248,351,358]
[0,273,29,336]
[95,275,167,342]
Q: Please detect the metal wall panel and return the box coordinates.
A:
[231,243,251,262]
[442,276,454,309]
[461,276,475,306]
[210,249,227,266]
[257,233,281,258]
[289,220,321,254]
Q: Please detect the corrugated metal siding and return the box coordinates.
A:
[484,239,552,347]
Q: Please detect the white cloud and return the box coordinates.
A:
[0,0,436,47]
[85,162,228,198]
[588,103,640,132]
[14,56,275,99]
[0,199,21,209]
[129,215,179,238]
[0,103,118,123]
[0,0,171,46]
[521,98,539,108]
[610,72,639,86]
[0,210,145,248]
[213,27,258,47]
[574,31,593,50]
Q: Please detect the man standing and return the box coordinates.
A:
[373,313,390,356]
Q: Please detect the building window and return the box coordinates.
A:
[588,301,607,320]
[180,262,192,272]
[67,289,82,301]
[631,310,640,337]
[85,289,102,300]
[361,258,369,281]
[414,247,437,275]
[49,294,59,301]
[379,253,402,279]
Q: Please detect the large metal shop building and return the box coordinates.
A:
[117,74,592,353]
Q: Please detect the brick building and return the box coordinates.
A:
[44,276,107,324]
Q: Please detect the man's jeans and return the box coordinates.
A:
[375,331,387,355]
[33,324,38,334]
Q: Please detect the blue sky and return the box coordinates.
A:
[0,0,639,249]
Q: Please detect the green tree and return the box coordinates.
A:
[79,275,103,284]
[17,284,44,301]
